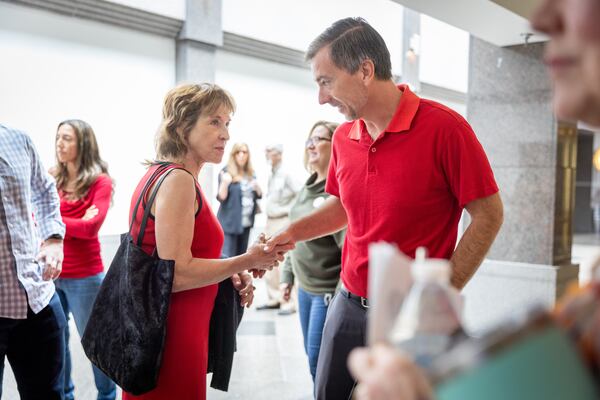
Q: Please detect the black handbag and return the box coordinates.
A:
[81,163,189,395]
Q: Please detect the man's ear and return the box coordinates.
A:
[360,59,375,83]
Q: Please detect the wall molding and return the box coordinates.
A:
[1,0,467,105]
[421,82,467,104]
[1,0,183,37]
[222,32,307,69]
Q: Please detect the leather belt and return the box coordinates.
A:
[340,286,369,309]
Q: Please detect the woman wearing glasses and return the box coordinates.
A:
[217,143,263,257]
[279,120,345,386]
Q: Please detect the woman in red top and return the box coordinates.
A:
[52,119,116,400]
[123,83,290,400]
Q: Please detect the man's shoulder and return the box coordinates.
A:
[417,99,467,127]
[0,124,31,150]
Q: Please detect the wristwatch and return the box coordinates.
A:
[46,234,63,241]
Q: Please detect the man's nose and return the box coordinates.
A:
[318,88,331,105]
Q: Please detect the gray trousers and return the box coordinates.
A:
[315,291,367,400]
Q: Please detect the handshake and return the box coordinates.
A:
[246,230,295,279]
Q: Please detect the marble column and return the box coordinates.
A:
[175,0,223,198]
[463,37,579,333]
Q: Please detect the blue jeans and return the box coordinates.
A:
[56,273,116,400]
[0,293,66,400]
[298,287,331,382]
[222,227,251,257]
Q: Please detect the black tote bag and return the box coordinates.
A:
[82,164,192,395]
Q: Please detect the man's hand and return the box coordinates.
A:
[37,238,64,281]
[348,344,434,400]
[264,229,295,253]
[245,233,293,272]
[232,272,255,308]
[249,232,294,278]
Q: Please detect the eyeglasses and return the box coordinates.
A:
[305,136,332,148]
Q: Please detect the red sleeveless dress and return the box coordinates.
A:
[123,164,223,400]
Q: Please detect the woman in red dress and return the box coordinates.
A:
[52,119,116,400]
[123,83,289,400]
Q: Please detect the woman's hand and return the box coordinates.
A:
[249,269,266,279]
[249,233,277,278]
[348,344,434,400]
[232,272,255,308]
[280,283,293,302]
[82,204,98,221]
[251,179,262,196]
[245,233,293,271]
[221,171,233,185]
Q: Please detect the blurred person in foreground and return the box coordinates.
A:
[348,0,600,398]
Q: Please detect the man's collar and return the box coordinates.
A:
[348,84,420,141]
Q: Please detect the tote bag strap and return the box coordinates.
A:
[128,162,173,234]
[136,166,203,247]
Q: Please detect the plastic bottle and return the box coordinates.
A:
[390,247,464,369]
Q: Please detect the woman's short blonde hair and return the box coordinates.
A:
[155,83,236,161]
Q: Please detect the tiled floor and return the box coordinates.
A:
[1,278,313,400]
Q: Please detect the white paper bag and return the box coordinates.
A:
[367,242,413,345]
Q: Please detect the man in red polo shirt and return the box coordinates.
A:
[265,17,503,399]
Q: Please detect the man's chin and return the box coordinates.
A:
[338,109,355,121]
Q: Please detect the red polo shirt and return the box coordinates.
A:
[326,85,498,297]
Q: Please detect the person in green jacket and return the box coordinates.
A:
[280,120,345,384]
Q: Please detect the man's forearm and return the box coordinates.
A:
[450,194,503,289]
[289,197,347,242]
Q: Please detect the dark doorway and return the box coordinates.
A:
[574,131,594,234]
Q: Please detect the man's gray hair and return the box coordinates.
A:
[306,17,392,80]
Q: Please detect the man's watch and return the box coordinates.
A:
[46,234,63,241]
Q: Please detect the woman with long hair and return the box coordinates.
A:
[122,83,290,399]
[279,120,344,385]
[52,119,116,400]
[217,143,262,258]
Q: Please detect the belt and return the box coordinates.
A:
[340,286,369,309]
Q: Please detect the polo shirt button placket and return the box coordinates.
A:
[368,146,377,174]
